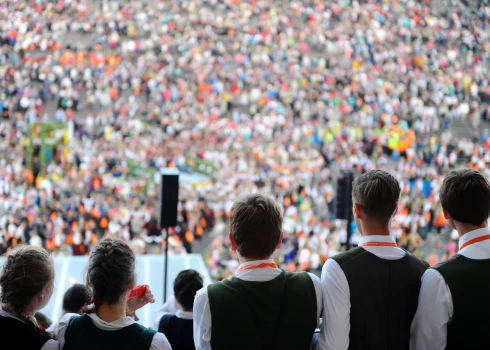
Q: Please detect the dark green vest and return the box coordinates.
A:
[63,314,156,350]
[331,247,429,350]
[207,271,317,350]
[433,254,490,350]
[0,315,52,350]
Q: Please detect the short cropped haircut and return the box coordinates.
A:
[173,269,203,310]
[63,284,90,313]
[352,170,401,223]
[440,168,490,226]
[230,193,283,258]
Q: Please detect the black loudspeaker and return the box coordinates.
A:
[160,169,179,228]
[336,171,354,220]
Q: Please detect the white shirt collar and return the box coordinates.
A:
[175,310,193,320]
[0,306,25,323]
[85,312,135,331]
[359,235,397,245]
[459,227,490,253]
[236,258,278,276]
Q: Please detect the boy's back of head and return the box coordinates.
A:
[174,269,203,311]
[230,193,283,259]
[440,168,490,226]
[63,284,90,315]
[352,169,401,223]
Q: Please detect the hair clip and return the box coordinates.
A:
[90,297,102,305]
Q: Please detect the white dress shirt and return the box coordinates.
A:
[152,295,185,330]
[316,235,406,350]
[56,312,172,350]
[193,258,323,350]
[410,227,490,350]
[0,306,59,350]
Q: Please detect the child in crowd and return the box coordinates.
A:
[0,245,58,349]
[194,193,322,350]
[156,269,203,350]
[35,312,53,330]
[317,170,428,350]
[56,238,172,350]
[411,169,490,350]
[46,284,91,333]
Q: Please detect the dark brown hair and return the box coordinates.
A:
[173,269,203,310]
[84,238,135,312]
[352,170,401,223]
[34,312,52,329]
[230,193,283,258]
[63,284,90,314]
[0,245,54,327]
[440,168,490,226]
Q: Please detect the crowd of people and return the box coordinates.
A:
[0,0,490,280]
[1,170,490,349]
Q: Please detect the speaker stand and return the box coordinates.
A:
[163,227,169,303]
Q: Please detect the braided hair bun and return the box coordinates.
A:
[84,238,135,312]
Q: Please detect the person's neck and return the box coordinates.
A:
[238,256,271,264]
[96,302,127,323]
[359,221,391,236]
[455,221,488,238]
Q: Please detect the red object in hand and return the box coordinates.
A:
[128,285,147,301]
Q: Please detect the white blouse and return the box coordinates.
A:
[56,312,172,350]
[0,306,59,350]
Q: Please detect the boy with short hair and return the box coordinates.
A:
[410,169,490,350]
[46,284,90,333]
[317,170,429,350]
[193,193,322,350]
[158,269,203,350]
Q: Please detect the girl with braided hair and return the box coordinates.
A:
[0,245,58,349]
[56,238,172,349]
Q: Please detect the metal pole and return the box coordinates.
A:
[345,172,353,250]
[163,227,169,303]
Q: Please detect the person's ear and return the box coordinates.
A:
[229,232,238,252]
[443,209,456,229]
[276,232,283,249]
[37,283,51,304]
[391,206,398,219]
[128,280,135,291]
[353,202,362,219]
[442,209,451,220]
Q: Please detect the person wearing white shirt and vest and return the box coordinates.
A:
[0,245,58,350]
[410,168,490,350]
[193,193,322,350]
[316,170,429,350]
[56,238,171,350]
[157,269,203,350]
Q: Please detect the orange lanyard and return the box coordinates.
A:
[460,235,490,251]
[237,262,278,274]
[360,242,398,247]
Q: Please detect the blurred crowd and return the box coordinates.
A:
[0,0,490,279]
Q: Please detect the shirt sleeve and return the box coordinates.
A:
[307,272,323,325]
[193,287,212,350]
[410,269,453,350]
[54,313,80,348]
[316,259,350,350]
[150,332,172,350]
[41,339,59,350]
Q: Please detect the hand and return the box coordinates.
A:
[127,285,155,312]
